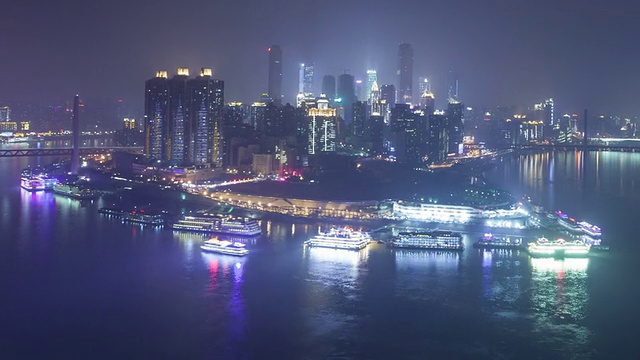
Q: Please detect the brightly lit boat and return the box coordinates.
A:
[304,227,371,250]
[200,238,248,256]
[527,237,591,257]
[170,215,261,236]
[390,230,463,251]
[474,233,523,249]
[53,183,100,200]
[20,177,45,191]
[577,221,601,238]
[555,211,581,232]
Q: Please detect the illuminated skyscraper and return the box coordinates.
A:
[268,45,283,105]
[144,71,169,161]
[398,43,413,104]
[302,63,314,97]
[189,68,224,166]
[307,97,337,154]
[380,84,396,124]
[418,76,431,95]
[365,70,378,102]
[144,68,224,166]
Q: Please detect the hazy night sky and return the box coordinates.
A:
[1,0,639,114]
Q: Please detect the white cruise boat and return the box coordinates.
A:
[390,230,464,251]
[200,238,248,256]
[527,237,591,257]
[304,227,371,250]
[170,215,261,236]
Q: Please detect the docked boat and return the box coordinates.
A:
[474,233,523,249]
[20,177,45,191]
[121,210,165,226]
[53,183,100,200]
[390,230,463,251]
[555,211,581,232]
[98,207,125,217]
[200,238,248,256]
[577,221,601,238]
[527,237,591,257]
[169,214,261,236]
[304,227,371,250]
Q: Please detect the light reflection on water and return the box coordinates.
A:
[394,249,461,301]
[529,257,592,357]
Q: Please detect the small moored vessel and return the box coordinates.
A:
[474,233,523,249]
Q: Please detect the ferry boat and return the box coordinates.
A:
[527,237,591,257]
[98,207,125,217]
[121,210,165,226]
[53,183,100,200]
[577,221,601,238]
[169,214,261,236]
[555,211,581,232]
[390,230,463,251]
[200,238,248,256]
[304,227,371,250]
[42,177,59,191]
[474,233,523,249]
[20,177,45,191]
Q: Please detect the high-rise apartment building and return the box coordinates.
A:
[268,45,283,105]
[144,68,224,166]
[398,43,413,104]
[307,97,337,154]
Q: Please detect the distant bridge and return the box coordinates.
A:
[0,147,143,157]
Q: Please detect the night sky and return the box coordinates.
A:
[1,0,639,114]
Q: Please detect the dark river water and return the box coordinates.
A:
[0,150,638,359]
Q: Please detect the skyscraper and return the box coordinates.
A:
[189,68,224,166]
[380,84,396,124]
[447,70,459,103]
[303,63,314,97]
[337,73,356,124]
[144,71,169,161]
[144,68,224,166]
[0,106,11,122]
[307,97,337,154]
[321,75,336,101]
[398,43,413,104]
[268,45,282,105]
[447,102,464,154]
[418,76,431,95]
[365,70,378,102]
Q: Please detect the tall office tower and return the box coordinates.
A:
[370,81,382,115]
[0,106,11,122]
[447,70,459,103]
[144,70,169,161]
[446,102,464,154]
[303,63,314,97]
[391,104,423,166]
[337,73,356,124]
[365,70,378,102]
[189,68,224,166]
[418,76,431,95]
[397,43,413,104]
[307,97,337,154]
[420,90,435,110]
[380,84,396,124]
[168,68,190,165]
[321,75,336,102]
[352,101,368,140]
[428,113,449,163]
[369,115,385,156]
[250,102,267,131]
[544,98,555,126]
[355,80,363,101]
[268,45,283,105]
[70,95,81,175]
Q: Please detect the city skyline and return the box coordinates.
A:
[1,0,640,115]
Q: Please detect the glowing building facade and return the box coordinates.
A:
[307,97,337,154]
